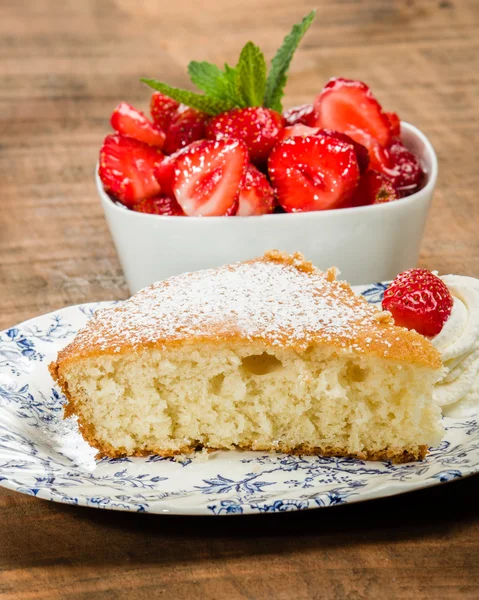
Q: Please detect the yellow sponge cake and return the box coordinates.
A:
[50,251,444,463]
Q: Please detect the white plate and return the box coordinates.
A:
[0,284,478,515]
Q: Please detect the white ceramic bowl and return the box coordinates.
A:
[98,122,437,293]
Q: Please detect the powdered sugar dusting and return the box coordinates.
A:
[67,254,403,357]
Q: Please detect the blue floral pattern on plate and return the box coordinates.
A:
[0,288,478,515]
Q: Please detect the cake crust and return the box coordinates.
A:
[51,250,441,371]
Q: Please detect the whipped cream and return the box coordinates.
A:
[432,275,479,418]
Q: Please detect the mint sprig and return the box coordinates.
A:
[141,10,316,116]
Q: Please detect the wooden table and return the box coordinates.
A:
[1,0,478,597]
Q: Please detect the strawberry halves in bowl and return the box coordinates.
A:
[98,121,438,292]
[99,134,164,208]
[169,139,248,217]
[268,135,360,212]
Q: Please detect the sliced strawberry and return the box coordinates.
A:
[350,170,397,207]
[268,136,360,212]
[132,195,184,216]
[386,111,401,137]
[172,139,248,216]
[283,104,316,126]
[164,106,208,155]
[99,134,163,208]
[154,155,175,198]
[205,107,285,165]
[237,165,275,216]
[154,141,204,198]
[382,268,453,337]
[280,126,369,174]
[313,78,393,149]
[367,138,391,172]
[370,140,424,197]
[224,199,239,216]
[150,92,180,131]
[110,102,165,148]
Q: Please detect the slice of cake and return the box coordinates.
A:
[49,251,444,463]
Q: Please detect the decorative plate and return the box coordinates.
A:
[0,284,478,515]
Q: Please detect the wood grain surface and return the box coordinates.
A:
[1,0,478,598]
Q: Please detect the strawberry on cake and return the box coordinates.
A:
[382,269,479,419]
[98,10,425,217]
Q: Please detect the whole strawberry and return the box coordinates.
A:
[382,269,453,337]
[164,106,208,155]
[206,107,285,165]
[150,92,179,131]
[385,141,424,196]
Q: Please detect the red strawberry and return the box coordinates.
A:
[350,170,397,207]
[110,102,165,148]
[206,107,285,165]
[154,141,205,199]
[164,106,208,155]
[386,111,401,137]
[172,139,248,216]
[367,140,391,173]
[280,126,369,174]
[237,165,275,216]
[133,195,184,216]
[150,93,179,131]
[268,135,360,212]
[386,141,424,196]
[154,155,176,199]
[313,78,393,149]
[370,140,424,196]
[99,134,163,208]
[283,104,316,127]
[382,268,453,336]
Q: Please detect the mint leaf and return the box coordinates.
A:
[223,64,247,108]
[264,10,316,112]
[187,61,242,109]
[187,61,224,95]
[140,78,229,115]
[267,73,287,115]
[236,42,267,107]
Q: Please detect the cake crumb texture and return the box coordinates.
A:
[52,342,443,463]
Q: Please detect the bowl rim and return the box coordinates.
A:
[96,121,438,222]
